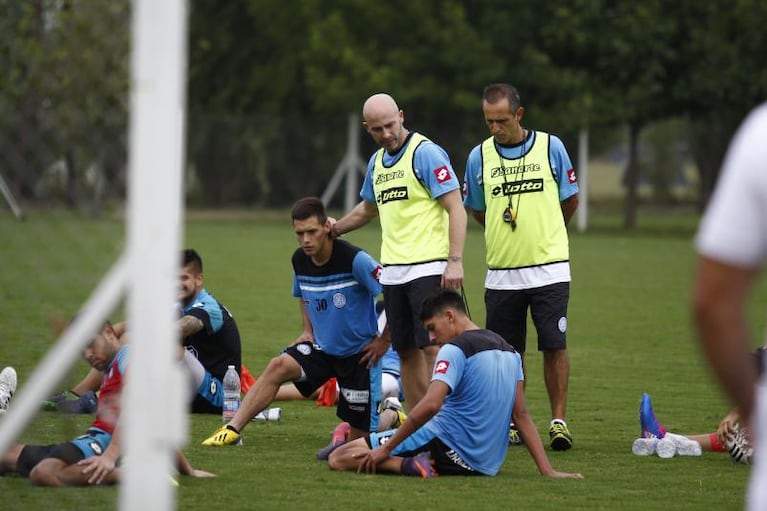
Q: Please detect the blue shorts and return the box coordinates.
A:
[191,371,224,413]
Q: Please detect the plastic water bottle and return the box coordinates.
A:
[252,407,282,422]
[222,365,241,422]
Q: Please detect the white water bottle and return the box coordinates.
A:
[222,365,241,422]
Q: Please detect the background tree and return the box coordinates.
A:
[0,0,129,214]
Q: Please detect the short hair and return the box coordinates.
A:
[483,83,521,111]
[182,248,203,274]
[291,196,328,224]
[420,289,466,321]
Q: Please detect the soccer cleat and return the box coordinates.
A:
[201,425,242,446]
[0,367,17,413]
[379,397,407,428]
[392,409,408,429]
[632,437,658,456]
[639,393,666,439]
[508,422,523,446]
[317,422,351,460]
[725,423,753,465]
[549,419,573,451]
[401,452,438,479]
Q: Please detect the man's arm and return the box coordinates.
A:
[331,200,378,237]
[513,381,583,479]
[438,189,466,289]
[560,194,579,225]
[694,256,760,422]
[359,321,391,368]
[289,298,314,346]
[177,450,216,478]
[177,314,205,338]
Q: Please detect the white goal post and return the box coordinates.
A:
[0,1,188,509]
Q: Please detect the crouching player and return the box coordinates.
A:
[0,321,214,486]
[329,290,584,479]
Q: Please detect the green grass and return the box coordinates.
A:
[0,208,764,510]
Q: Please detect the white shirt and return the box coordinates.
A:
[695,103,767,511]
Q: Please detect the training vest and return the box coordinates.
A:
[372,133,449,265]
[481,131,569,269]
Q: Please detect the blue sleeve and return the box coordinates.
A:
[360,155,378,203]
[186,295,223,334]
[352,251,383,297]
[413,142,460,200]
[116,346,129,375]
[549,135,579,201]
[462,145,486,211]
[292,273,300,298]
[431,343,465,391]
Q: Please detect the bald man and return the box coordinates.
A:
[331,93,467,411]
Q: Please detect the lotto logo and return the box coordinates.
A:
[377,186,408,204]
[433,165,451,183]
[501,178,543,196]
[435,360,450,374]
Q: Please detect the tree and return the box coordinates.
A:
[0,0,129,212]
[672,0,767,208]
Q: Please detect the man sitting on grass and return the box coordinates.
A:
[329,289,584,479]
[0,321,214,486]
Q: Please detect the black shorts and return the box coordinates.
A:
[368,434,481,476]
[284,342,381,431]
[383,275,442,351]
[16,442,84,478]
[485,282,569,353]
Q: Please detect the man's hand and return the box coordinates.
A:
[355,446,390,474]
[441,259,464,290]
[289,332,314,347]
[188,468,217,478]
[717,409,741,442]
[78,454,117,485]
[543,469,584,479]
[359,336,390,368]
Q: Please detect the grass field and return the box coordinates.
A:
[0,208,764,510]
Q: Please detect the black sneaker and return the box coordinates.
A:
[549,420,573,451]
[508,422,523,446]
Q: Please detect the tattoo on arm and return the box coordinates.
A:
[178,315,205,337]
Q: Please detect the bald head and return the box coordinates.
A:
[362,93,400,121]
[362,93,408,152]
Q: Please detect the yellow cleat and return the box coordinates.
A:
[201,425,242,446]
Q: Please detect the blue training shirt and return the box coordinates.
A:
[425,329,523,475]
[292,239,382,357]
